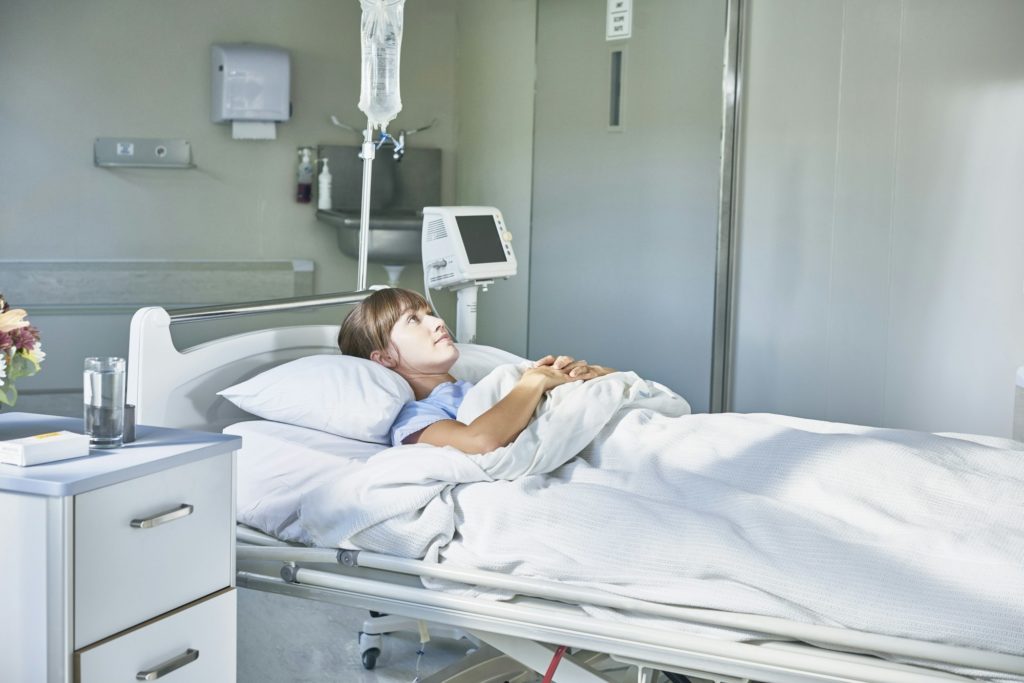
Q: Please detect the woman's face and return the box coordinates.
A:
[386,305,459,375]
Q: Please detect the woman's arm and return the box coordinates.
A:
[407,367,571,454]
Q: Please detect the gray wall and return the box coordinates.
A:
[0,0,457,284]
[454,0,536,357]
[3,0,1022,430]
[732,0,1024,436]
[0,0,458,406]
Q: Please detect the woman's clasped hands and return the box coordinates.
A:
[529,354,615,390]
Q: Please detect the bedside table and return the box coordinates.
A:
[0,412,240,683]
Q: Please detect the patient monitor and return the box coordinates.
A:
[422,206,517,343]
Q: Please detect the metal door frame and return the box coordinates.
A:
[710,0,746,413]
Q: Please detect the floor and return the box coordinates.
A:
[237,587,709,683]
[237,587,474,683]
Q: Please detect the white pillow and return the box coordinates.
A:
[450,343,529,383]
[218,355,413,443]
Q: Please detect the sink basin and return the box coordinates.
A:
[317,210,422,265]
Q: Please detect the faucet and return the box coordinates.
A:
[330,116,437,161]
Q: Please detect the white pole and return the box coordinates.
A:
[455,285,478,343]
[357,121,375,291]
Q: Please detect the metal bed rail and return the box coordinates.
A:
[236,563,978,683]
[337,550,1022,677]
[234,529,1024,680]
[167,289,377,324]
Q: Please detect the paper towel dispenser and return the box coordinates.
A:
[211,43,290,139]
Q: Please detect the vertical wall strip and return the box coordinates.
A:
[609,49,624,128]
[709,0,745,413]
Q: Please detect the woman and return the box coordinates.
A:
[339,288,613,453]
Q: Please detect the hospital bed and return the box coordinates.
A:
[126,292,1024,683]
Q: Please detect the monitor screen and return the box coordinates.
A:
[456,214,508,264]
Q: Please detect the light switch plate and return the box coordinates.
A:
[94,137,193,168]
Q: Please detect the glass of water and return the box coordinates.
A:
[83,357,126,449]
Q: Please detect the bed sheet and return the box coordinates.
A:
[297,367,1024,681]
[226,420,385,545]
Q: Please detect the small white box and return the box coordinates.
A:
[0,430,91,466]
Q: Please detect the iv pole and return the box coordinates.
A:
[355,0,404,292]
[357,122,375,292]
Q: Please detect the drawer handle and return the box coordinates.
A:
[136,648,199,680]
[130,503,194,529]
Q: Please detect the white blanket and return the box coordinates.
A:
[299,366,1024,667]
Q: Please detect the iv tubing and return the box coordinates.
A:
[357,120,375,290]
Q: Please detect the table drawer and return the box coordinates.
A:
[76,588,235,683]
[75,454,233,648]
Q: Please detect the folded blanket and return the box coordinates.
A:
[299,365,1024,674]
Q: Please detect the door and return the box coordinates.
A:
[528,0,728,411]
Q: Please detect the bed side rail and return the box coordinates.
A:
[234,530,1024,678]
[167,288,376,324]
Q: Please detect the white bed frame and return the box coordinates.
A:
[127,299,1024,683]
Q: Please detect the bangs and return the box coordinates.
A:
[368,288,430,350]
[390,288,430,316]
[339,287,430,358]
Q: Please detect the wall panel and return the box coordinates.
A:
[529,0,727,410]
[733,0,1024,436]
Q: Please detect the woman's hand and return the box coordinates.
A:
[520,365,578,393]
[534,354,615,382]
[534,354,590,376]
[567,364,615,380]
[534,354,580,371]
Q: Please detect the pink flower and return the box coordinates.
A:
[12,327,36,352]
[0,299,43,407]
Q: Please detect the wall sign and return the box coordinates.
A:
[606,0,632,41]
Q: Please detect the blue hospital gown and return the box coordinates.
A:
[389,380,474,446]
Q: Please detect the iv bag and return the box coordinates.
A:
[358,0,405,131]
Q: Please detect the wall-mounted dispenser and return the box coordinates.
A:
[211,43,291,140]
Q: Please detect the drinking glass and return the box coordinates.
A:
[83,357,126,448]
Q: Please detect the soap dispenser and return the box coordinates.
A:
[296,147,314,203]
[317,158,332,210]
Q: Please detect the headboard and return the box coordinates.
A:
[127,302,356,432]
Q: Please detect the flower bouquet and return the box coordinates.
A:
[0,294,45,407]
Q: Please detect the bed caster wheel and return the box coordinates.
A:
[362,648,380,670]
[660,672,692,683]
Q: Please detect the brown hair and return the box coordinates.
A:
[338,288,430,359]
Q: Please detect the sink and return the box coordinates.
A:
[317,209,422,265]
[314,144,439,269]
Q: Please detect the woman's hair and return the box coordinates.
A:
[338,288,430,359]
